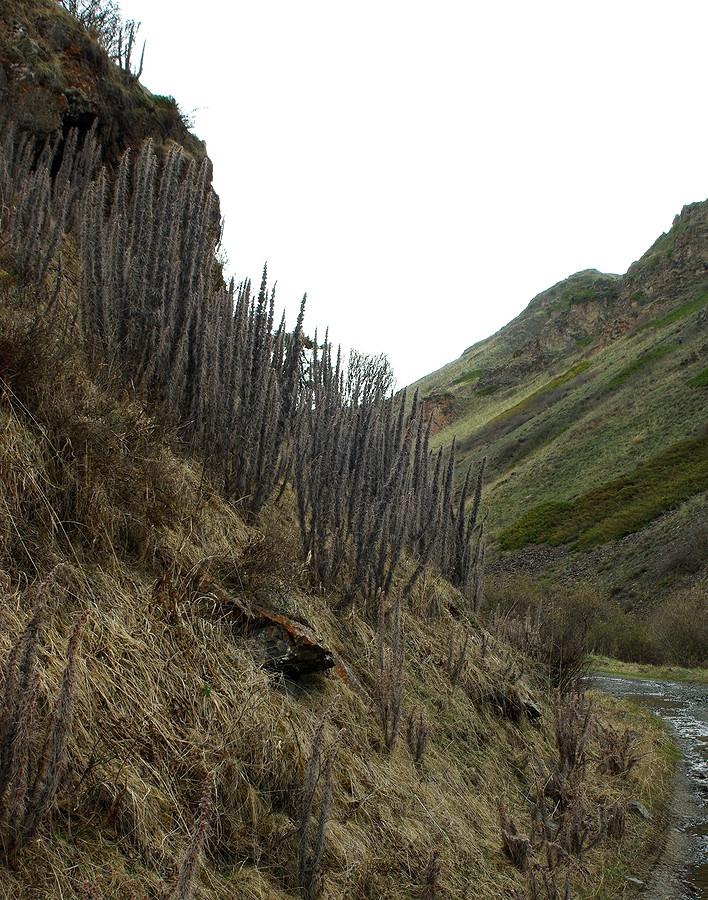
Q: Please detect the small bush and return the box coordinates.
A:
[589,605,662,664]
[554,695,592,775]
[492,598,590,694]
[648,586,708,666]
[658,523,708,576]
[499,805,532,871]
[596,723,643,777]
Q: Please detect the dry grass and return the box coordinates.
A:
[0,278,676,900]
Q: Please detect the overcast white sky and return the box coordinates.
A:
[118,0,708,387]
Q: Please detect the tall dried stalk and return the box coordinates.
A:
[1,111,488,615]
[168,771,215,900]
[0,577,87,868]
[446,626,470,692]
[421,846,442,899]
[298,709,339,899]
[376,595,405,751]
[405,706,430,770]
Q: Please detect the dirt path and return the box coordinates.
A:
[641,757,704,900]
[592,673,707,900]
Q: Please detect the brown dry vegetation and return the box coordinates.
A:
[0,187,674,900]
[0,4,679,896]
[0,451,676,899]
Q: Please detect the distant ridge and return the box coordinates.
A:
[412,199,708,618]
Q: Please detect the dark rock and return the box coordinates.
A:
[199,576,367,691]
[10,81,65,134]
[521,697,542,720]
[250,618,334,677]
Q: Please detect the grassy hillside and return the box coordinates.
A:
[412,207,708,665]
[0,347,676,898]
[0,1,683,898]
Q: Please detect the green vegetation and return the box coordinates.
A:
[606,344,675,390]
[638,293,707,332]
[590,655,708,685]
[497,500,572,548]
[589,586,707,667]
[540,424,570,449]
[542,360,592,388]
[492,361,592,423]
[0,1,694,896]
[487,572,707,673]
[688,365,708,387]
[498,434,708,550]
[414,192,706,681]
[451,367,482,385]
[552,271,620,312]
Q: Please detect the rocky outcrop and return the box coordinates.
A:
[0,0,205,163]
[198,577,366,692]
[418,202,708,404]
[506,270,622,360]
[249,611,335,677]
[621,201,708,306]
[420,391,457,435]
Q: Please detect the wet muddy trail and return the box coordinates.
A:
[592,674,708,900]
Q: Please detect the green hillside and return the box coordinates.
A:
[413,207,708,663]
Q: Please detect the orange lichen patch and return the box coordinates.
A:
[332,658,369,699]
[195,575,364,681]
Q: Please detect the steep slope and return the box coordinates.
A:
[0,0,205,162]
[414,204,708,661]
[0,345,674,898]
[0,2,683,897]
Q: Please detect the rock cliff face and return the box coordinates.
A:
[420,390,457,435]
[620,201,708,304]
[499,270,624,372]
[419,199,708,404]
[0,0,205,163]
[432,270,626,400]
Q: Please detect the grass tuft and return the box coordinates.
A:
[451,368,482,386]
[688,365,708,387]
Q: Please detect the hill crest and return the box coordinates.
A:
[413,198,707,658]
